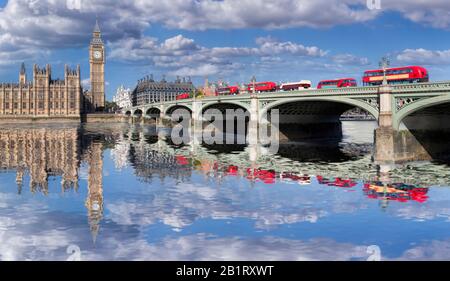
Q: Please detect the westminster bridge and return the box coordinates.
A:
[123,82,450,163]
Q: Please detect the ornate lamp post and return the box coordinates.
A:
[251,75,257,97]
[379,56,390,86]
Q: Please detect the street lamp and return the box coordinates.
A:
[379,56,390,86]
[251,75,257,97]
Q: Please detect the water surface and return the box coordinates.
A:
[0,121,449,261]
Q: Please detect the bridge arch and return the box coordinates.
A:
[125,110,132,117]
[145,107,161,119]
[201,101,251,113]
[133,109,143,117]
[394,95,450,130]
[259,96,379,141]
[201,101,251,144]
[165,104,193,116]
[259,96,379,121]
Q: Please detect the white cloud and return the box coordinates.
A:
[332,54,370,66]
[1,0,448,80]
[0,0,448,57]
[162,35,199,51]
[256,36,327,57]
[81,78,90,89]
[108,34,332,77]
[396,48,450,65]
[169,64,220,77]
[383,0,450,29]
[135,0,379,30]
[0,33,50,67]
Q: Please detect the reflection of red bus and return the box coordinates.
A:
[247,82,277,93]
[280,80,312,91]
[363,182,429,203]
[317,78,357,89]
[175,156,190,166]
[317,176,357,188]
[363,66,429,86]
[281,173,311,185]
[176,93,190,100]
[225,165,239,176]
[217,86,240,96]
[247,168,276,184]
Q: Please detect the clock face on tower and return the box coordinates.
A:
[93,50,102,59]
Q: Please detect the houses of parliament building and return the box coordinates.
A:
[0,21,106,119]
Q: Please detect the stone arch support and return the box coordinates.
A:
[164,104,193,116]
[259,96,379,123]
[393,94,450,130]
[201,100,251,114]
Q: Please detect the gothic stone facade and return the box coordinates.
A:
[0,21,105,118]
[85,20,106,112]
[0,64,82,118]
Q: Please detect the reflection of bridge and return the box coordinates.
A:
[123,82,450,163]
[121,126,450,187]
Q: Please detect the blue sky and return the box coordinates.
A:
[1,0,450,100]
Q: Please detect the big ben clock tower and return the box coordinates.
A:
[89,20,105,111]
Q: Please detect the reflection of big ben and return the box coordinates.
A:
[85,142,104,242]
[89,20,105,111]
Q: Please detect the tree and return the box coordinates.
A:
[190,88,204,99]
[104,101,119,113]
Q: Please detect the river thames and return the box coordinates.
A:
[0,121,449,261]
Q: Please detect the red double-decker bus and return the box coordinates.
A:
[317,78,357,89]
[363,66,429,86]
[280,80,312,91]
[247,81,277,93]
[217,86,240,96]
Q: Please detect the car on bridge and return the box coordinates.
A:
[363,66,429,86]
[280,80,312,91]
[317,78,358,89]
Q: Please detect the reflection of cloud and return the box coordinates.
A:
[392,240,450,261]
[396,202,450,221]
[385,189,450,222]
[78,164,89,181]
[0,213,72,260]
[0,190,368,261]
[83,234,371,261]
[106,181,366,230]
[391,202,450,222]
[110,142,130,171]
[1,176,450,260]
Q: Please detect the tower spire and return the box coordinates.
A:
[19,62,27,84]
[20,62,26,75]
[94,18,101,34]
[91,18,103,45]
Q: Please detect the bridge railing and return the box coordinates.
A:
[391,81,450,93]
[125,81,450,110]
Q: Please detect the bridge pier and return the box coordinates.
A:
[158,105,165,127]
[374,85,431,163]
[374,128,431,163]
[192,100,203,145]
[248,96,260,146]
